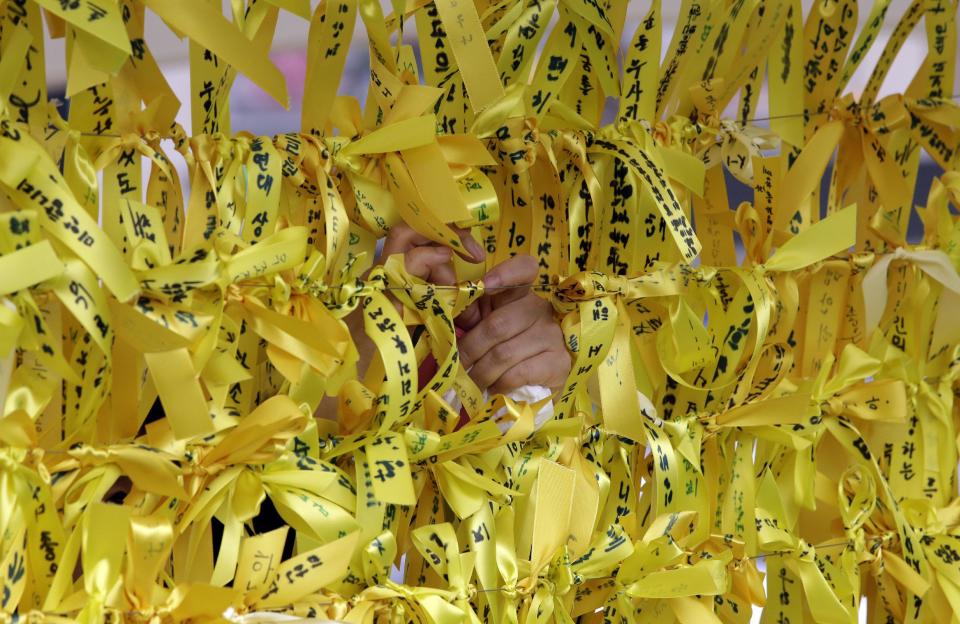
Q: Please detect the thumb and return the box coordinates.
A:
[482,255,539,307]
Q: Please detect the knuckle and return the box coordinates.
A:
[491,341,514,364]
[390,222,412,237]
[486,314,510,341]
[384,224,411,249]
[402,249,424,269]
[405,247,444,271]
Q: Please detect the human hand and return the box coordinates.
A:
[344,223,484,370]
[378,222,485,285]
[320,223,484,420]
[457,255,571,394]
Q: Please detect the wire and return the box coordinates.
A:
[63,534,882,617]
[70,92,960,139]
[329,283,615,293]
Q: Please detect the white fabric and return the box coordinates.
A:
[442,384,554,433]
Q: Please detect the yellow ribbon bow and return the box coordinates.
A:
[861,246,960,337]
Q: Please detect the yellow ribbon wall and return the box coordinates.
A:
[1,0,960,622]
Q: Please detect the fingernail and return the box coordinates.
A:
[465,237,485,261]
[484,273,500,290]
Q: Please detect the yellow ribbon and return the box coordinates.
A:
[861,247,960,334]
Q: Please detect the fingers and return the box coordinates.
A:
[382,222,485,264]
[482,254,539,307]
[456,300,483,330]
[482,254,538,290]
[382,223,487,330]
[467,320,560,390]
[488,347,571,395]
[428,261,458,286]
[381,222,432,258]
[453,226,485,263]
[382,222,484,290]
[403,246,452,281]
[458,294,551,370]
